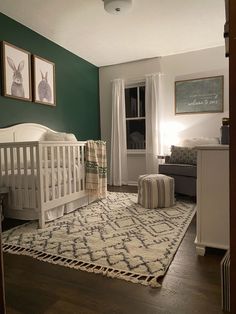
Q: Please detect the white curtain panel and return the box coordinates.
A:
[145,73,161,174]
[110,79,128,186]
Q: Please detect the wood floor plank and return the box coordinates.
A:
[2,186,225,313]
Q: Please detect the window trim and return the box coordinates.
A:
[125,83,146,151]
[125,81,145,89]
[126,117,146,121]
[127,149,146,155]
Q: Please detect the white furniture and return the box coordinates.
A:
[0,123,91,229]
[195,145,229,256]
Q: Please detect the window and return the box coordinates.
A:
[125,85,145,150]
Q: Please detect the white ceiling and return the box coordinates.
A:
[0,0,225,67]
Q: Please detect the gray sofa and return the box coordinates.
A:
[159,156,197,197]
[158,138,220,197]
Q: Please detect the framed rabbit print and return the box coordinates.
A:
[32,55,56,106]
[1,41,32,101]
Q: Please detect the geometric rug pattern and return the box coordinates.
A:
[2,192,196,287]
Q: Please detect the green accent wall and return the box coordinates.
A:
[0,13,100,140]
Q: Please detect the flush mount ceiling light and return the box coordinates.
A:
[103,0,133,14]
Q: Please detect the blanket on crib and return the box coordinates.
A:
[85,140,107,198]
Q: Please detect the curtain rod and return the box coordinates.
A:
[111,72,163,83]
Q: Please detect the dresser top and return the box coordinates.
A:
[196,144,229,150]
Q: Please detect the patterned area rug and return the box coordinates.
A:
[2,192,196,288]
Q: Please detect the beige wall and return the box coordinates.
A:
[99,46,229,184]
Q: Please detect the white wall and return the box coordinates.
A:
[99,46,229,184]
[99,58,161,183]
[160,46,229,153]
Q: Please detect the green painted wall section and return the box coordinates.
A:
[0,13,100,140]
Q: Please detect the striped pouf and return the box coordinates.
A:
[138,174,175,208]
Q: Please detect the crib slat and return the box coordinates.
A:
[23,146,29,208]
[30,146,36,208]
[36,143,45,228]
[68,146,72,195]
[44,146,49,202]
[72,146,76,193]
[77,146,81,192]
[0,148,2,187]
[10,147,15,207]
[10,147,14,175]
[4,148,9,186]
[16,147,22,208]
[36,143,43,216]
[51,146,55,200]
[76,146,79,192]
[57,146,61,198]
[81,145,85,191]
[62,146,66,196]
[78,146,82,192]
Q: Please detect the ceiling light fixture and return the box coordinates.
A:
[103,0,132,15]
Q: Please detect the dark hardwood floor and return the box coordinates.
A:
[2,186,225,314]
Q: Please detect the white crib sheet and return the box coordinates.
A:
[1,165,81,188]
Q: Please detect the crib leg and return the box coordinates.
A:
[38,211,45,229]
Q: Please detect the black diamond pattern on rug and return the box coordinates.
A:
[2,192,196,287]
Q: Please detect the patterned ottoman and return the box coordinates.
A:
[138,174,175,208]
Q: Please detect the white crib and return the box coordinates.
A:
[0,123,90,228]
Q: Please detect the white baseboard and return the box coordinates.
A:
[128,181,138,186]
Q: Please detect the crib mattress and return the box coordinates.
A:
[5,188,88,222]
[10,182,83,207]
[1,166,82,188]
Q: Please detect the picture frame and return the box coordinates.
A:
[32,55,56,106]
[1,41,32,101]
[175,76,224,114]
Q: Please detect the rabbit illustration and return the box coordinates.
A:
[38,71,52,102]
[7,57,25,98]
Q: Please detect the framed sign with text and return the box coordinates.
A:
[175,76,224,114]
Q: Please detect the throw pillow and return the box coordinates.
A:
[169,146,197,165]
[64,133,77,141]
[42,131,66,141]
[42,131,78,142]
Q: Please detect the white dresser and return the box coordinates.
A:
[195,145,229,256]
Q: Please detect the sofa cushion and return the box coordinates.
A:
[159,163,197,177]
[169,146,197,165]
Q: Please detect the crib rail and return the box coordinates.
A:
[38,141,87,209]
[0,141,87,227]
[0,141,39,211]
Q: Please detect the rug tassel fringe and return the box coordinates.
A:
[2,243,161,288]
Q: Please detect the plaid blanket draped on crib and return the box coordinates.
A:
[85,140,107,199]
